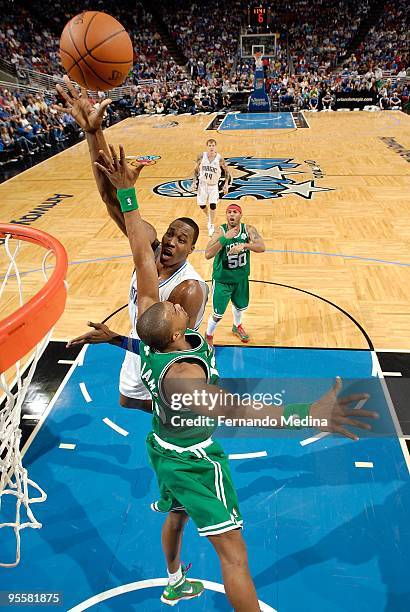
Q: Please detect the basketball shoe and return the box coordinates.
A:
[161,564,204,606]
[232,324,249,343]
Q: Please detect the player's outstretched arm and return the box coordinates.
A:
[94,144,159,315]
[55,76,111,134]
[67,321,142,355]
[56,76,127,234]
[56,79,158,246]
[88,130,126,233]
[83,128,159,242]
[87,132,158,246]
[67,321,123,347]
[164,368,378,440]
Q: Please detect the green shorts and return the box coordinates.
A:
[146,432,243,536]
[212,278,249,317]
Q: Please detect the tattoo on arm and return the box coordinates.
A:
[249,226,262,241]
[194,156,202,177]
[220,159,230,183]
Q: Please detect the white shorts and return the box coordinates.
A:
[197,181,219,206]
[119,349,151,400]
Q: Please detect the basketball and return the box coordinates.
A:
[59,11,133,91]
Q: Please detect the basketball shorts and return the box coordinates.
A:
[197,181,219,206]
[119,349,151,400]
[147,432,243,535]
[212,278,249,317]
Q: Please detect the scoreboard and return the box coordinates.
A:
[249,6,270,28]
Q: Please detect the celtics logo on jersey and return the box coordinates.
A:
[153,157,334,201]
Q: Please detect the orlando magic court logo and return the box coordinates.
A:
[153,157,334,200]
[126,154,161,167]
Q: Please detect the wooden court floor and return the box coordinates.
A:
[1,111,410,351]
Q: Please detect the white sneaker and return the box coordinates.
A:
[208,224,215,236]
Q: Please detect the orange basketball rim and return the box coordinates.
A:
[0,224,68,373]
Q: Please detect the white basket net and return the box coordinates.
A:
[0,233,58,567]
[254,52,263,69]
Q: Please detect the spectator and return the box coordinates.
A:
[322,90,333,110]
[379,92,390,110]
[390,91,402,110]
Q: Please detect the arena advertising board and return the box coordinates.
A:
[334,91,378,110]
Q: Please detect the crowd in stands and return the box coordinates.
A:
[0,0,185,84]
[162,0,243,81]
[0,4,60,78]
[0,0,408,165]
[287,0,372,73]
[38,0,189,85]
[0,88,82,166]
[265,71,408,112]
[342,0,408,75]
[115,83,231,116]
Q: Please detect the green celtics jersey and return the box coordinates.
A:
[212,223,250,283]
[139,330,219,446]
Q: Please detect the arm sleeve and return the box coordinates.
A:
[118,336,141,355]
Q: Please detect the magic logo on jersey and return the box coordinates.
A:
[153,157,334,200]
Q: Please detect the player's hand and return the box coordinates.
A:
[222,183,229,195]
[309,377,378,440]
[225,226,240,239]
[191,178,198,191]
[55,75,111,133]
[94,144,146,189]
[66,321,120,347]
[228,244,245,256]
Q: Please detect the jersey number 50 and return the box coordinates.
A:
[227,252,247,269]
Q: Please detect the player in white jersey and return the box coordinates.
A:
[193,138,230,236]
[58,77,208,412]
[119,247,208,409]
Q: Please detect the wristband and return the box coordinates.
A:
[119,335,128,350]
[117,187,138,212]
[119,335,141,355]
[283,403,311,427]
[219,235,229,247]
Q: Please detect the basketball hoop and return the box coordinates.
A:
[0,224,68,567]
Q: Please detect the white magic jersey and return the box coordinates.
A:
[198,152,221,186]
[120,260,209,401]
[128,260,208,335]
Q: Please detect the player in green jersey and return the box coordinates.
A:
[205,203,265,345]
[87,143,378,611]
